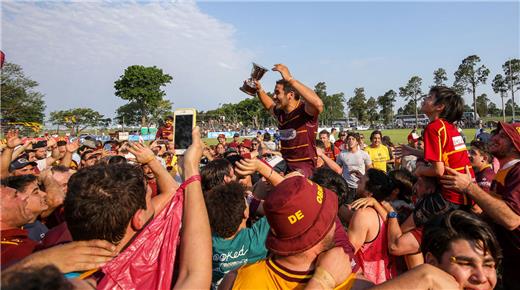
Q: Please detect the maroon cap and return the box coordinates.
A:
[240,139,252,150]
[264,176,338,256]
[218,134,226,139]
[498,122,520,153]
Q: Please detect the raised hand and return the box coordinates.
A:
[235,158,260,177]
[183,126,203,171]
[350,197,378,210]
[66,139,80,153]
[46,137,57,148]
[6,129,22,149]
[272,64,293,81]
[127,142,156,164]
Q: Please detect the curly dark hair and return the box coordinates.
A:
[311,167,352,206]
[430,86,464,123]
[204,182,246,238]
[422,210,502,264]
[64,163,147,244]
[388,169,416,203]
[365,168,393,201]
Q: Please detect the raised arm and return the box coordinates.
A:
[60,139,80,168]
[173,127,212,289]
[127,143,180,214]
[254,80,275,114]
[317,148,342,174]
[272,64,323,116]
[1,130,22,178]
[381,202,421,257]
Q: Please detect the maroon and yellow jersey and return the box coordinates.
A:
[423,118,475,205]
[1,228,38,269]
[274,102,318,172]
[156,126,173,141]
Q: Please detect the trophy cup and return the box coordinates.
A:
[240,63,268,96]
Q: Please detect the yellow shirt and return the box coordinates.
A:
[232,258,357,290]
[364,145,390,172]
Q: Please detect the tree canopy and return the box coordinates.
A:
[114,65,173,127]
[1,62,46,123]
[399,76,423,126]
[454,55,490,121]
[49,108,110,135]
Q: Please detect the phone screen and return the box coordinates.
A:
[174,114,193,150]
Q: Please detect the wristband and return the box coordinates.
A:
[387,211,398,219]
[462,181,473,195]
[286,77,294,83]
[180,175,201,191]
[141,155,156,164]
[312,267,336,290]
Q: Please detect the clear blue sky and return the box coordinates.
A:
[2,1,519,119]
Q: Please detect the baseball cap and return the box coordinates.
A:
[498,122,520,153]
[240,139,252,150]
[9,158,37,172]
[264,176,338,256]
[233,133,240,137]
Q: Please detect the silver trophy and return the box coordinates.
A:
[240,63,268,96]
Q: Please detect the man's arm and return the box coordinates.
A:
[347,208,372,253]
[255,80,275,115]
[127,143,180,214]
[1,130,23,178]
[173,127,212,289]
[272,64,323,116]
[415,161,444,177]
[441,167,520,231]
[235,158,284,186]
[60,140,80,168]
[382,202,421,256]
[317,148,342,174]
[45,138,61,166]
[369,264,459,290]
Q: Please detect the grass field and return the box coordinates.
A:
[202,128,478,145]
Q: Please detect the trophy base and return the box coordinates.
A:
[239,85,258,96]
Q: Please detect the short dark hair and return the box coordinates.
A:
[470,140,493,162]
[263,132,271,142]
[315,139,325,149]
[365,168,392,201]
[201,158,232,192]
[319,130,330,137]
[1,265,73,290]
[388,169,416,202]
[204,182,246,238]
[276,79,300,100]
[346,132,359,141]
[430,86,464,123]
[64,163,147,244]
[370,130,382,142]
[50,165,70,174]
[422,210,502,264]
[311,167,353,205]
[107,155,128,165]
[1,174,38,192]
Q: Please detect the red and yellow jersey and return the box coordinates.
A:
[232,258,357,290]
[423,118,475,205]
[274,102,318,168]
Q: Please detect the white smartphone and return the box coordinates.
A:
[173,108,196,155]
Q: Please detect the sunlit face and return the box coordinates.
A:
[239,146,251,155]
[371,133,382,147]
[23,180,48,220]
[429,239,497,290]
[142,164,155,180]
[319,134,330,145]
[273,84,291,110]
[469,147,488,169]
[52,171,71,193]
[165,120,173,127]
[35,148,47,159]
[216,144,226,155]
[347,136,358,150]
[0,186,32,226]
[488,129,514,159]
[82,152,101,167]
[339,133,347,141]
[218,137,226,145]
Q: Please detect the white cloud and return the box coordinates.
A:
[2,1,253,118]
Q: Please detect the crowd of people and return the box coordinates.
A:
[1,63,519,290]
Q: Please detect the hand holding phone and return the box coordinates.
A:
[173,109,196,155]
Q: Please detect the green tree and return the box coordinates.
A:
[454,55,490,121]
[115,102,142,127]
[475,93,490,117]
[314,82,345,126]
[348,88,367,123]
[502,59,520,120]
[492,74,508,121]
[114,65,173,127]
[399,76,423,127]
[49,108,110,135]
[433,68,448,86]
[377,90,397,124]
[0,62,46,123]
[506,99,520,116]
[488,102,501,117]
[397,102,417,115]
[366,97,379,124]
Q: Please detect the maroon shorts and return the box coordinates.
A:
[287,161,315,178]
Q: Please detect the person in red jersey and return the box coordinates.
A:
[155,115,174,141]
[469,140,495,193]
[254,64,323,177]
[415,86,475,207]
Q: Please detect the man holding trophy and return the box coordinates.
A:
[241,63,323,177]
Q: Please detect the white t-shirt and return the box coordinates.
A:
[336,150,372,188]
